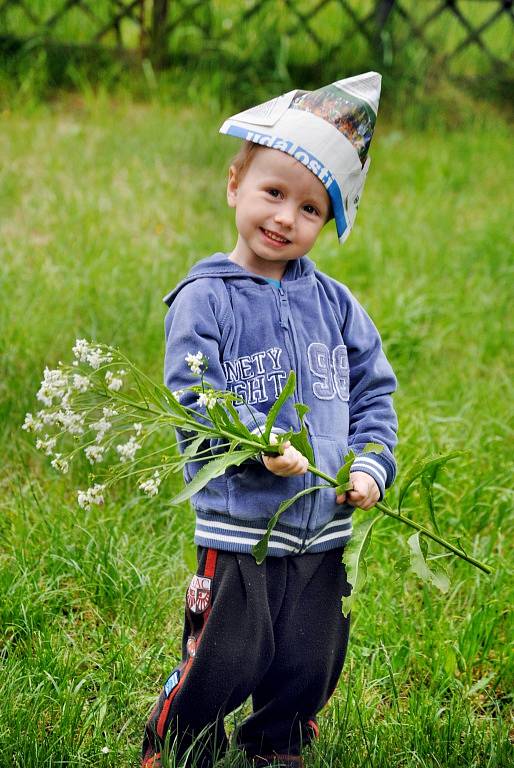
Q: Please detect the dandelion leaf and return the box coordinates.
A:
[252,485,330,564]
[407,532,450,593]
[398,451,464,513]
[263,371,295,441]
[288,402,314,466]
[341,513,382,616]
[171,448,256,505]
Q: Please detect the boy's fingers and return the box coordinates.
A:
[336,493,346,504]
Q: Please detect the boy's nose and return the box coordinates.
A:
[274,204,295,229]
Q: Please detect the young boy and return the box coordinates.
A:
[142,72,397,768]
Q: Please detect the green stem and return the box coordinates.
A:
[375,501,492,575]
[305,463,492,575]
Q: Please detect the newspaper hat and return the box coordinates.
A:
[220,72,381,244]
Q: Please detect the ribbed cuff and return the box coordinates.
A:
[350,454,387,500]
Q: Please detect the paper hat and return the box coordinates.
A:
[220,72,381,244]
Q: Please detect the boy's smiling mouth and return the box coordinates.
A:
[260,227,291,245]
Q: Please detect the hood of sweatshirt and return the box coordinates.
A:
[163,252,316,307]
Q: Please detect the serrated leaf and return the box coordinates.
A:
[171,448,256,505]
[363,443,384,455]
[252,485,330,564]
[341,513,382,616]
[398,451,465,513]
[335,481,353,494]
[407,532,450,593]
[336,450,356,486]
[288,402,314,465]
[223,399,253,439]
[172,435,207,472]
[263,371,296,441]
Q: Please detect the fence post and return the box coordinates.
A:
[151,0,169,67]
[373,0,395,61]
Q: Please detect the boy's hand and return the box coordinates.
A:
[336,471,380,510]
[262,436,309,477]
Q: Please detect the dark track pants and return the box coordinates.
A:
[142,546,351,767]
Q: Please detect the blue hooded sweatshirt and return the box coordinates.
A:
[163,252,397,556]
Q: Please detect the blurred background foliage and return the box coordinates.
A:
[0,0,512,116]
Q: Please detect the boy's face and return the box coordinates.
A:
[227,146,330,280]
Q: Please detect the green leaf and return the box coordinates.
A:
[172,435,207,472]
[288,402,314,465]
[223,399,253,439]
[341,513,382,616]
[252,484,331,564]
[407,532,450,593]
[263,371,296,441]
[363,443,384,454]
[171,448,256,505]
[398,451,465,513]
[336,449,356,486]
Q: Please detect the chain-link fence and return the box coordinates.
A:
[1,1,512,87]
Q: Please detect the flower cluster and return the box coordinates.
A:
[37,367,68,407]
[197,391,217,409]
[185,351,206,376]
[116,436,140,463]
[105,370,125,392]
[72,339,113,369]
[77,483,105,510]
[139,471,161,497]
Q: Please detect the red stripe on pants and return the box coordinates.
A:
[156,549,218,739]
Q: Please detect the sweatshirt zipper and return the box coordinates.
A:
[277,286,312,548]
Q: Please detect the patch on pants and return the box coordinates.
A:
[187,574,212,613]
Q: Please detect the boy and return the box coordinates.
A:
[142,72,397,768]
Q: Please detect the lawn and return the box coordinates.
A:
[0,92,512,766]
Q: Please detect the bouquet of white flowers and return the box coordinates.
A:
[23,341,491,615]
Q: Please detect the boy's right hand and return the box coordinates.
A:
[262,436,309,477]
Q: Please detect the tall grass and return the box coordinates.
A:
[0,95,512,766]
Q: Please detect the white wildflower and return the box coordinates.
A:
[101,746,110,755]
[36,367,68,406]
[72,338,91,362]
[102,406,118,418]
[105,370,124,391]
[22,412,42,433]
[172,389,184,400]
[197,392,217,409]
[35,436,57,456]
[51,454,69,474]
[77,483,105,510]
[139,471,161,497]
[91,417,112,442]
[185,351,205,375]
[57,409,84,436]
[86,347,112,370]
[37,409,60,426]
[133,422,143,436]
[116,436,140,463]
[84,444,105,464]
[72,374,90,393]
[73,339,113,369]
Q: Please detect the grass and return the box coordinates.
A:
[0,92,513,767]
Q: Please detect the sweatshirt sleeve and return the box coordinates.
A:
[164,280,269,440]
[341,288,398,499]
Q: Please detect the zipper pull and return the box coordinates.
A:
[278,287,289,329]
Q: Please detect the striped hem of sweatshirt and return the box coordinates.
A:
[194,510,353,556]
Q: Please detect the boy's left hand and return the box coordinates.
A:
[336,471,380,510]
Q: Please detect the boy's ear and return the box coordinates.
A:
[227,166,238,208]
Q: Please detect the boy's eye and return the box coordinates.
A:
[303,204,319,216]
[267,188,282,198]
